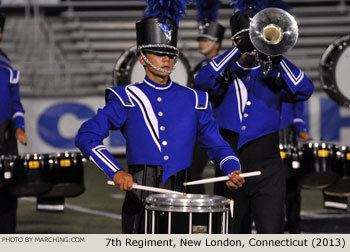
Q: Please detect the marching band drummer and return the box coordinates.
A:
[194,0,314,233]
[75,0,244,234]
[0,12,28,233]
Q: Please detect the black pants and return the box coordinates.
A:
[285,172,301,233]
[0,119,18,234]
[219,129,285,234]
[280,126,302,233]
[187,141,208,194]
[121,165,187,234]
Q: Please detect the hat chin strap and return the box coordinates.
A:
[140,50,177,74]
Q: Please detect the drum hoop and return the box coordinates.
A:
[145,204,230,213]
[320,35,350,107]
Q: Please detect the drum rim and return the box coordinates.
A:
[145,204,230,213]
[145,193,230,209]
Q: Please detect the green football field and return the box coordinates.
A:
[15,160,348,234]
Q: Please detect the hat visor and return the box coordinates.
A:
[141,47,178,56]
[197,34,218,42]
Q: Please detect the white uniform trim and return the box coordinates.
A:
[182,85,209,110]
[220,156,241,170]
[237,62,261,70]
[127,85,161,152]
[293,118,305,124]
[106,87,135,107]
[12,112,24,119]
[280,59,304,86]
[233,78,248,122]
[210,48,239,72]
[144,78,173,90]
[91,145,119,172]
[0,66,20,84]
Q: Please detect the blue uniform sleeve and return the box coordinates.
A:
[196,102,241,175]
[75,95,127,180]
[9,69,25,129]
[194,48,241,101]
[292,101,308,133]
[276,57,314,102]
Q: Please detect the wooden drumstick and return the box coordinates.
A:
[183,171,262,186]
[107,181,183,195]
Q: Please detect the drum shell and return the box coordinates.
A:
[145,193,230,234]
[299,142,339,190]
[0,156,12,191]
[11,154,53,197]
[42,152,85,198]
[280,145,303,179]
[324,146,350,197]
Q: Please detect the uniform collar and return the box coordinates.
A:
[237,62,260,70]
[143,77,173,90]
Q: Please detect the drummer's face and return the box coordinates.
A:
[142,53,175,77]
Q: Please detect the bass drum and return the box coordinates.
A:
[113,45,193,87]
[320,35,350,108]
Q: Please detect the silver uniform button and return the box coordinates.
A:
[157,97,162,102]
[243,113,248,118]
[246,76,251,81]
[158,112,163,117]
[241,126,246,130]
[246,101,251,106]
[162,141,168,146]
[163,155,169,161]
[160,126,165,131]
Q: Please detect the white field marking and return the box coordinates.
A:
[20,197,121,220]
[300,209,350,219]
[110,193,125,199]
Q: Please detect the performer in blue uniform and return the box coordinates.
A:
[189,0,226,195]
[0,13,27,233]
[193,0,226,76]
[280,101,310,233]
[75,0,244,234]
[194,0,314,233]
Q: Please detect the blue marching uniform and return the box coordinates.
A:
[0,49,25,233]
[280,101,307,134]
[195,47,314,233]
[75,77,241,233]
[0,50,25,133]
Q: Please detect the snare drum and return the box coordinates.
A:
[113,45,193,86]
[299,142,339,189]
[41,152,85,198]
[145,193,231,234]
[11,154,53,197]
[320,35,350,107]
[324,146,350,197]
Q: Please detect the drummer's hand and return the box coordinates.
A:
[298,131,310,142]
[226,170,245,190]
[113,171,134,191]
[15,128,27,146]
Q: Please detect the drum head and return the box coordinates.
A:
[113,46,193,87]
[320,35,350,108]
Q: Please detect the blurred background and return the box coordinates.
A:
[1,0,350,233]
